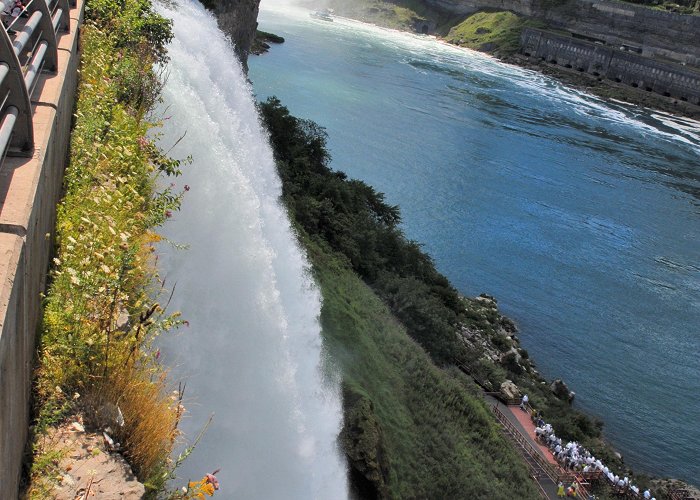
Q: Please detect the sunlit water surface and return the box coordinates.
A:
[249,4,700,484]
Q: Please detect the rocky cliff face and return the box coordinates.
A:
[205,0,261,70]
[422,0,535,16]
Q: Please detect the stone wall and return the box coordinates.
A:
[521,28,700,104]
[0,0,83,494]
[539,0,700,67]
[420,0,700,67]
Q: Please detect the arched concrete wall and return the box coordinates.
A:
[0,0,84,494]
[521,28,700,105]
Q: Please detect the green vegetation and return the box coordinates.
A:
[445,11,544,56]
[324,0,431,32]
[260,97,543,498]
[311,236,539,498]
[258,96,634,496]
[326,0,465,33]
[260,97,465,367]
[26,0,192,496]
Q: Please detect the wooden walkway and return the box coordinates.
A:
[484,395,593,499]
[504,404,559,466]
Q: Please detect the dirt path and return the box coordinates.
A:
[45,420,145,499]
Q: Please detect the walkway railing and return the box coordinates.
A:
[669,489,694,500]
[0,0,69,162]
[491,404,590,498]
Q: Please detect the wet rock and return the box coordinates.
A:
[340,384,390,500]
[550,378,575,403]
[205,0,261,71]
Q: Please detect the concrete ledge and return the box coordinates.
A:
[0,233,26,496]
[0,0,84,493]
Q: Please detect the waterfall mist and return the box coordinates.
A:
[153,1,348,497]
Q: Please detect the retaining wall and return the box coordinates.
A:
[541,0,700,67]
[0,0,84,494]
[521,28,700,105]
[424,0,700,67]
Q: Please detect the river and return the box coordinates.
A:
[248,3,700,485]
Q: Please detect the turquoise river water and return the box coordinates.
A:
[248,4,700,485]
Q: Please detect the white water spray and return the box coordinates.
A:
[153,1,348,497]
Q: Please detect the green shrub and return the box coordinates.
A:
[261,98,540,499]
[259,97,467,367]
[27,0,185,496]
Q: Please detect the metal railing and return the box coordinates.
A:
[669,489,693,500]
[491,404,591,498]
[0,0,70,161]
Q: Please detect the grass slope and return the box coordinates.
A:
[323,0,429,31]
[307,236,540,499]
[445,11,544,56]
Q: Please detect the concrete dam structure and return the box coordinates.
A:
[426,0,700,68]
[421,0,700,106]
[520,27,700,105]
[0,0,83,493]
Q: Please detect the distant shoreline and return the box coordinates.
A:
[308,8,700,121]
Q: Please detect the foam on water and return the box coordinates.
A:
[262,1,700,157]
[154,1,348,497]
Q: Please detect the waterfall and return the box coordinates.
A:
[153,1,348,497]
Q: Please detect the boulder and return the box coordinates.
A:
[550,378,575,403]
[500,380,520,400]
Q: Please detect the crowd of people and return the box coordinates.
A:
[2,0,26,33]
[522,395,655,499]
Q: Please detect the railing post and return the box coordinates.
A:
[28,0,59,71]
[48,0,71,33]
[0,27,33,156]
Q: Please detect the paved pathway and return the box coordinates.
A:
[484,395,562,499]
[503,404,559,465]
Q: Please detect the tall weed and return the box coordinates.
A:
[27,0,190,496]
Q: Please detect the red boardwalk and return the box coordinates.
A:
[503,405,559,466]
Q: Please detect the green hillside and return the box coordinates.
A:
[310,236,540,498]
[259,97,540,498]
[445,11,544,55]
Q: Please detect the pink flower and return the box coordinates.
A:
[165,210,172,218]
[184,185,190,192]
[205,472,220,490]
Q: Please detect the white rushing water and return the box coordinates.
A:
[153,1,348,497]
